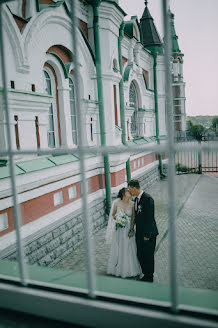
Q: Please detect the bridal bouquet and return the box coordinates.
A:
[114,212,128,230]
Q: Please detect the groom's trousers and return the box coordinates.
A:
[136,237,156,282]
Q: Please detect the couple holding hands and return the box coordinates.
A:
[106,179,158,282]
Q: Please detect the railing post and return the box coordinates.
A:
[198,140,202,174]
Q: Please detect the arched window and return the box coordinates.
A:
[44,70,55,148]
[129,82,138,137]
[129,82,137,108]
[69,79,77,145]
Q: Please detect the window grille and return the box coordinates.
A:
[0,0,217,327]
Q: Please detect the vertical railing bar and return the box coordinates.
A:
[162,0,179,313]
[212,146,214,171]
[70,0,96,298]
[0,3,27,286]
[196,144,197,172]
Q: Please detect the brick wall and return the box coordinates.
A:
[2,164,160,267]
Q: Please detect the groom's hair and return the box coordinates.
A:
[128,179,140,189]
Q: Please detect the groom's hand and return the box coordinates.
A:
[144,237,149,241]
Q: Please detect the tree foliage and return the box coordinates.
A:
[212,117,218,133]
[187,120,205,141]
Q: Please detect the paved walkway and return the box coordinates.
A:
[54,174,218,291]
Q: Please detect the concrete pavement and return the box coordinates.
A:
[54,173,218,291]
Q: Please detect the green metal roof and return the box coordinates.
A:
[0,166,25,179]
[138,108,155,112]
[0,153,99,179]
[47,154,79,165]
[36,0,65,12]
[133,137,149,145]
[170,11,181,54]
[140,3,162,50]
[16,158,56,173]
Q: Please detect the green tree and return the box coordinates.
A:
[212,117,218,135]
[187,120,205,141]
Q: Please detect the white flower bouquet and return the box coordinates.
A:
[114,212,128,230]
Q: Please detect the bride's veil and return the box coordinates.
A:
[105,198,119,245]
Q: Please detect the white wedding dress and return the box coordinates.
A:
[106,201,142,278]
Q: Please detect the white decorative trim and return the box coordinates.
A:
[2,6,30,73]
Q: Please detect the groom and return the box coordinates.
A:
[128,179,158,282]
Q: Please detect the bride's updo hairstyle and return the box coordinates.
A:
[117,187,127,200]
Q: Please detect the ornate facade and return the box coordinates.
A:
[0,1,185,259]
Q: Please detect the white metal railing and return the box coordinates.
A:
[0,0,217,326]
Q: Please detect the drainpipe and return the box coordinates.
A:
[92,1,111,213]
[118,22,131,182]
[153,52,166,178]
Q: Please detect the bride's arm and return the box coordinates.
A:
[128,204,135,238]
[112,203,117,218]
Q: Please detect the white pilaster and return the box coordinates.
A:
[57,83,74,148]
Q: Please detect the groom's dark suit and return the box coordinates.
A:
[135,192,158,282]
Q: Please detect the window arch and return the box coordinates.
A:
[69,79,78,145]
[129,82,138,137]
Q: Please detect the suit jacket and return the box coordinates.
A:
[135,192,159,242]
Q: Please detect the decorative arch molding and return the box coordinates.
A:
[47,45,73,78]
[2,6,29,73]
[44,53,67,89]
[43,53,84,101]
[124,64,133,82]
[23,10,95,77]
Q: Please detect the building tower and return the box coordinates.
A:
[170,11,186,138]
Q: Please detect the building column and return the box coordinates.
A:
[57,82,74,148]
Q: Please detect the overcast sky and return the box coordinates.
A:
[119,0,218,117]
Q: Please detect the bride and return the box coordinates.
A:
[106,187,141,278]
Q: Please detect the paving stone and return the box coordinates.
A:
[53,174,218,291]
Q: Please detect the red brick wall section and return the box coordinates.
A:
[13,15,27,31]
[79,20,89,40]
[39,0,54,4]
[0,174,102,236]
[20,181,81,225]
[0,208,14,237]
[111,169,126,187]
[122,57,128,66]
[88,175,100,193]
[143,69,149,88]
[0,157,157,236]
[47,45,72,63]
[131,153,156,172]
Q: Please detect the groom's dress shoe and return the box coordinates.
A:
[140,276,153,282]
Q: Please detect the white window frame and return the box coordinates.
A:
[44,67,59,148]
[68,185,77,200]
[53,191,63,206]
[69,77,78,145]
[0,212,8,232]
